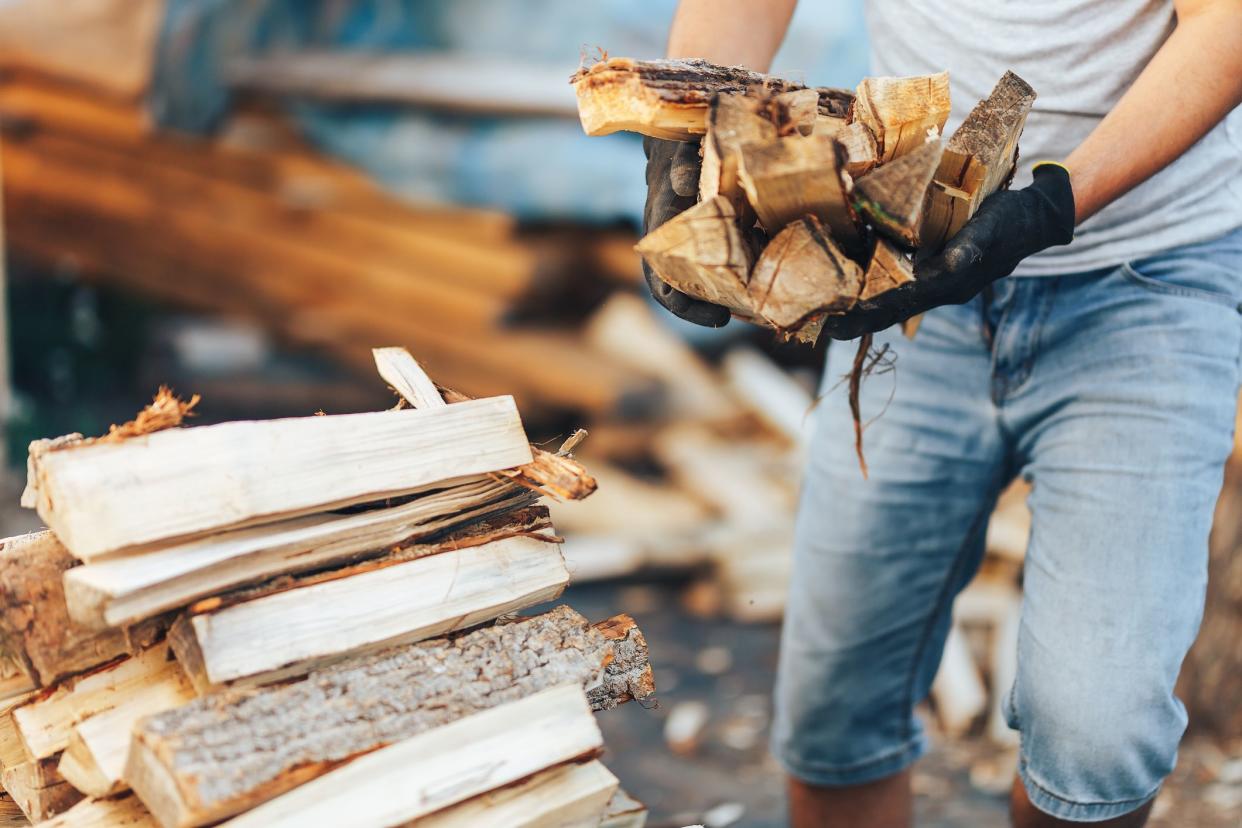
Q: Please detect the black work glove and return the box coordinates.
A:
[819,162,1076,340]
[642,136,731,327]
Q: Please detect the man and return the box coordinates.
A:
[643,1,1242,825]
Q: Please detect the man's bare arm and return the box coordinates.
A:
[1065,0,1242,223]
[666,0,798,71]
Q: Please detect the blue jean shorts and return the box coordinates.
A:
[771,228,1242,822]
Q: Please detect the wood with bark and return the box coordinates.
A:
[41,792,155,828]
[737,134,859,242]
[168,533,570,690]
[127,607,651,827]
[852,72,951,163]
[1,755,83,822]
[30,397,533,561]
[747,216,864,334]
[11,644,182,761]
[860,239,916,301]
[921,71,1036,251]
[213,685,601,828]
[572,57,851,140]
[634,195,756,317]
[854,139,944,247]
[699,94,778,209]
[410,760,618,828]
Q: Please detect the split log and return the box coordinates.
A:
[699,94,778,208]
[721,348,815,446]
[412,760,618,828]
[372,346,445,409]
[12,644,183,761]
[747,216,864,333]
[213,685,601,828]
[41,793,155,828]
[0,531,136,687]
[860,239,916,301]
[168,534,570,690]
[774,89,821,136]
[571,57,851,140]
[600,788,649,828]
[127,607,650,827]
[854,139,944,247]
[0,795,24,827]
[852,72,951,163]
[737,134,858,241]
[921,71,1035,251]
[836,121,878,177]
[634,195,755,317]
[30,397,534,561]
[1,755,83,822]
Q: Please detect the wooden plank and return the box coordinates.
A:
[213,685,601,828]
[854,139,943,247]
[411,760,617,828]
[229,52,578,118]
[11,644,182,761]
[572,56,850,141]
[57,660,195,796]
[1,755,83,822]
[737,134,858,241]
[721,348,814,446]
[921,72,1036,250]
[0,532,133,688]
[852,72,951,163]
[747,215,863,331]
[127,608,648,827]
[42,793,155,828]
[634,195,755,317]
[373,347,446,409]
[31,396,533,561]
[169,535,570,689]
[62,480,541,629]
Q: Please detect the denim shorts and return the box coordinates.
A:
[771,227,1242,821]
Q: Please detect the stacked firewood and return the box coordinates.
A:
[572,57,1035,343]
[0,348,654,827]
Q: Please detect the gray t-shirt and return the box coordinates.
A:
[866,0,1242,275]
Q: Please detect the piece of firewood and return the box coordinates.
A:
[921,71,1036,250]
[634,195,755,317]
[854,139,944,247]
[62,478,542,629]
[1,755,84,822]
[0,795,24,828]
[0,532,137,688]
[168,533,570,690]
[774,89,821,136]
[860,239,916,301]
[699,94,778,208]
[747,215,864,333]
[737,134,859,241]
[29,396,534,561]
[411,760,618,828]
[12,644,184,761]
[127,607,648,827]
[215,685,602,828]
[40,792,155,828]
[852,72,950,163]
[571,56,851,140]
[372,346,446,408]
[600,788,649,828]
[835,121,878,177]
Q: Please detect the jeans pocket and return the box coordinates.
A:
[1119,260,1242,312]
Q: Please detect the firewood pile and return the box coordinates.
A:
[0,348,655,826]
[572,57,1035,344]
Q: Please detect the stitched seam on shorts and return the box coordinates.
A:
[899,487,998,742]
[783,734,924,777]
[1119,262,1240,309]
[1019,752,1164,808]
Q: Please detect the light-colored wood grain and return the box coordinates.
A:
[737,134,858,241]
[372,347,446,409]
[852,72,950,163]
[600,787,649,828]
[215,684,601,828]
[700,94,778,208]
[0,691,35,769]
[860,239,915,301]
[31,396,533,560]
[172,535,569,689]
[410,760,617,828]
[42,792,156,828]
[747,216,863,332]
[1,755,83,821]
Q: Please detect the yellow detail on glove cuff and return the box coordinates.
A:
[1032,160,1071,176]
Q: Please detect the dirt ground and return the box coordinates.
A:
[561,581,1242,828]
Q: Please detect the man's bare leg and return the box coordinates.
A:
[789,769,912,828]
[1010,776,1155,827]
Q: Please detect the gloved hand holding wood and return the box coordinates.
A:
[574,57,1069,343]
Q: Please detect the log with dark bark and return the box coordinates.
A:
[126,606,654,827]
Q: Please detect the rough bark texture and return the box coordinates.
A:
[128,606,653,827]
[854,139,944,247]
[1179,459,1242,739]
[1,754,84,822]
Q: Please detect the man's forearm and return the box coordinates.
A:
[666,0,798,71]
[1064,0,1242,224]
